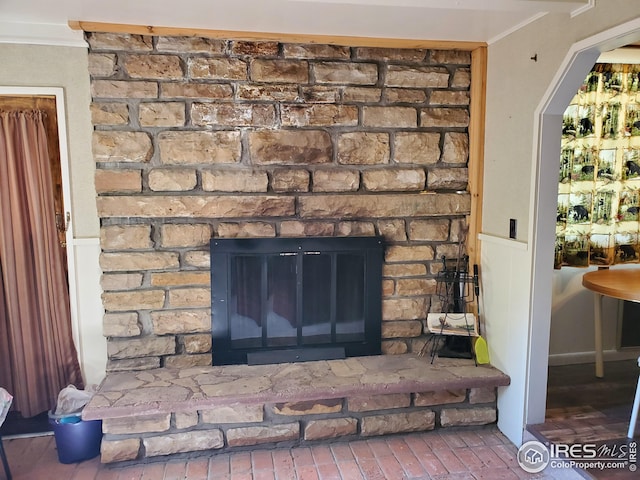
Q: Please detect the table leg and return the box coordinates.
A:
[594,292,604,378]
[627,357,640,438]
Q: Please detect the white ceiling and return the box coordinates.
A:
[0,0,591,47]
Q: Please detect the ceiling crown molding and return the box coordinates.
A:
[0,0,592,47]
[0,21,86,47]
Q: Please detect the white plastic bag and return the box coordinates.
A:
[54,384,95,415]
[0,388,12,425]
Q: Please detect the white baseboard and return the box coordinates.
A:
[548,349,640,366]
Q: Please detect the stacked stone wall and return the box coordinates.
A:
[100,387,496,463]
[87,32,472,371]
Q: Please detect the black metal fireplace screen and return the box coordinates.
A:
[210,236,384,365]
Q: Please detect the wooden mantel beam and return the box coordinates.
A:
[68,20,486,51]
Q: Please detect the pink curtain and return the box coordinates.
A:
[0,110,83,417]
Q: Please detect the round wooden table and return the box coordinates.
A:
[582,268,640,378]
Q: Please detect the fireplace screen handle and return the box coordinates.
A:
[278,252,321,256]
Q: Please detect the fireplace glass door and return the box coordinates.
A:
[211,237,383,365]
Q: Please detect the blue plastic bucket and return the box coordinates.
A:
[48,411,102,464]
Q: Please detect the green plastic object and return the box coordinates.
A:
[474,336,490,364]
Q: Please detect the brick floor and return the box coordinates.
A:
[1,425,587,480]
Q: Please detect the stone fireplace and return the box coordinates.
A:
[89,31,471,372]
[81,31,511,464]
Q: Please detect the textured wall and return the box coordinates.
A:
[87,32,472,371]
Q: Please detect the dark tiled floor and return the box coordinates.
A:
[1,425,583,480]
[528,359,640,480]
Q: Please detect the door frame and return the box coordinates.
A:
[526,17,640,426]
[0,86,82,357]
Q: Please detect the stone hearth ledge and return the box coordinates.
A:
[83,354,510,421]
